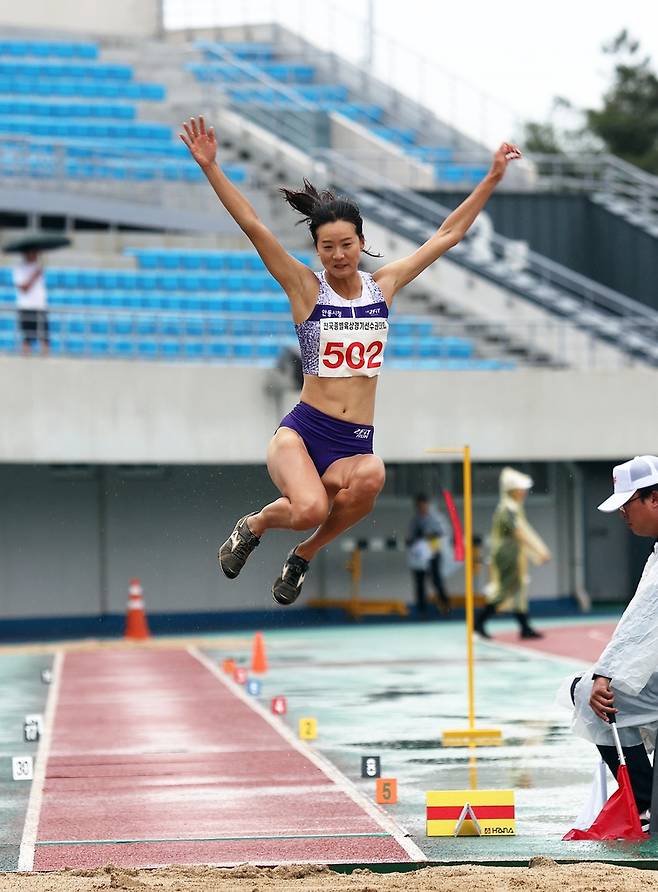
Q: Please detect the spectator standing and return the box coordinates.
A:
[475,467,551,639]
[407,493,451,616]
[13,250,49,356]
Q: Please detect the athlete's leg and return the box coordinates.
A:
[294,453,386,562]
[248,428,330,536]
[271,453,385,605]
[218,428,329,579]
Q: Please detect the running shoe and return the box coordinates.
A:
[272,549,310,606]
[218,514,260,579]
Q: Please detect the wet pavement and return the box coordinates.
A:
[204,617,658,863]
[2,617,658,869]
[0,653,53,870]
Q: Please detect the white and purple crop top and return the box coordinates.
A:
[295,271,389,378]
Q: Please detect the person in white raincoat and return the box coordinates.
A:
[474,466,551,639]
[567,455,658,816]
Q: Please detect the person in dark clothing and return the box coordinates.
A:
[407,494,451,616]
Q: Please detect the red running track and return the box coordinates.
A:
[31,648,415,870]
[495,621,618,662]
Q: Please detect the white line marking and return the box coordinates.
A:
[17,650,64,872]
[189,647,427,863]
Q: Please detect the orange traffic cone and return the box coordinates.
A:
[251,631,268,673]
[124,578,150,640]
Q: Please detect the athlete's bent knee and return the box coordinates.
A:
[351,461,386,503]
[290,498,329,531]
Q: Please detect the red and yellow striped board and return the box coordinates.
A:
[426,789,515,836]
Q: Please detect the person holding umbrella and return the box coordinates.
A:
[567,455,658,827]
[4,232,70,356]
[13,249,49,355]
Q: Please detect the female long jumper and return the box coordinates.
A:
[180,116,520,606]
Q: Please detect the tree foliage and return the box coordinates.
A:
[586,30,658,172]
[523,30,658,174]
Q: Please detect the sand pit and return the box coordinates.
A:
[2,861,658,892]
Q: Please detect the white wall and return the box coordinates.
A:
[328,115,435,189]
[0,0,160,36]
[0,356,655,464]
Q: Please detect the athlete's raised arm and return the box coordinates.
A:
[373,143,521,302]
[180,116,318,320]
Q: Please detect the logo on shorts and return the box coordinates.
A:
[353,428,371,440]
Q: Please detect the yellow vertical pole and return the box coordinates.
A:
[468,744,478,789]
[463,445,476,734]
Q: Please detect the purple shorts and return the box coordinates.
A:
[279,401,374,477]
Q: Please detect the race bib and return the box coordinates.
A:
[318,318,388,378]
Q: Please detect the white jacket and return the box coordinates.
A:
[593,542,658,695]
[563,543,658,747]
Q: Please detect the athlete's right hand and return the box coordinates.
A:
[180,116,217,169]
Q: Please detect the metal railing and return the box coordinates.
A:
[0,306,652,370]
[527,153,658,231]
[317,149,658,365]
[192,40,530,190]
[0,135,250,200]
[196,41,331,153]
[164,0,521,149]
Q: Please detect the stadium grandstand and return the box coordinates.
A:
[1,1,657,885]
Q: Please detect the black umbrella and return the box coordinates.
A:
[3,233,71,254]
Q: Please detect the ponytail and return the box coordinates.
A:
[279,179,381,257]
[280,178,335,222]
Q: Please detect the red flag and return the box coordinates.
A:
[442,490,464,562]
[563,764,647,841]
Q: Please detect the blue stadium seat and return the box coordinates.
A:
[137,340,157,358]
[112,316,133,336]
[209,341,230,358]
[183,316,204,336]
[63,336,85,354]
[0,333,17,351]
[231,318,253,336]
[207,318,228,336]
[113,339,134,357]
[233,341,257,359]
[90,337,109,355]
[90,316,110,335]
[257,341,281,359]
[0,41,98,60]
[200,42,276,62]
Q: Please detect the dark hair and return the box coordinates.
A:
[638,484,658,502]
[414,493,429,505]
[280,179,381,257]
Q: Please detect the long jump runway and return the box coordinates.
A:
[22,648,422,871]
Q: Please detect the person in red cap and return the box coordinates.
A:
[568,455,658,823]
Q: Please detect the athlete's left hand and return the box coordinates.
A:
[489,142,522,178]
